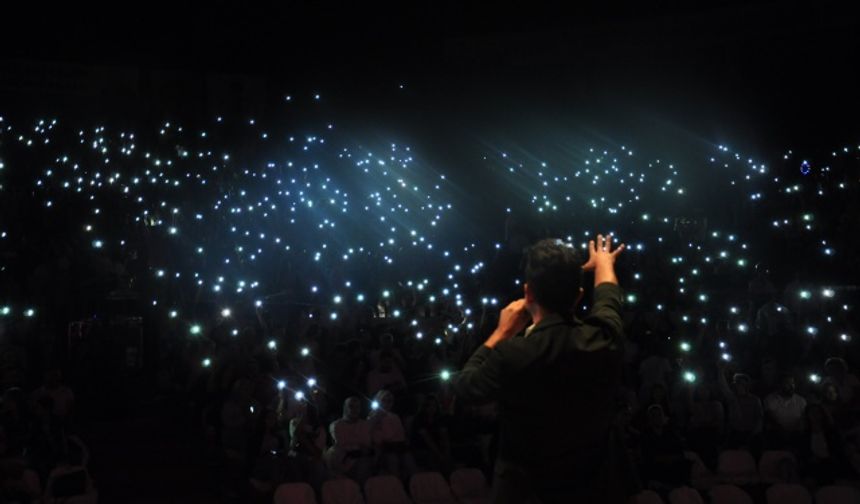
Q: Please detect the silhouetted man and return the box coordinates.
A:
[455,235,627,503]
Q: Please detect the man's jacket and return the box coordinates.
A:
[454,283,626,497]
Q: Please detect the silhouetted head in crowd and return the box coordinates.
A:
[733,373,752,397]
[380,333,394,349]
[523,239,584,319]
[646,404,666,431]
[824,382,840,403]
[825,357,848,383]
[343,397,362,422]
[374,390,395,412]
[780,375,796,398]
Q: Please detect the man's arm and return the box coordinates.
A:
[454,298,529,402]
[580,234,625,348]
[453,344,506,403]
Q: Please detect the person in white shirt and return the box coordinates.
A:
[765,375,807,449]
[326,397,374,483]
[369,390,416,480]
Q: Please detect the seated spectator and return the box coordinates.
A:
[326,396,374,483]
[32,369,74,421]
[765,375,807,450]
[410,394,452,473]
[804,403,850,483]
[0,388,29,458]
[369,390,416,480]
[822,382,852,431]
[288,403,327,490]
[824,357,860,407]
[220,378,258,463]
[26,395,65,481]
[366,351,407,397]
[717,366,763,448]
[686,383,724,469]
[636,382,671,429]
[639,404,691,487]
[249,408,288,494]
[638,347,672,403]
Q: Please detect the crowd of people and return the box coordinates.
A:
[0,106,858,502]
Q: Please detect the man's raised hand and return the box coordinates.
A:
[582,234,625,272]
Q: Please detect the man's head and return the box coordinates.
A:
[780,374,796,397]
[343,396,362,421]
[523,239,584,317]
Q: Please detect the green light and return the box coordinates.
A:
[680,341,691,353]
[683,371,697,383]
[440,369,451,381]
[1,306,10,316]
[190,324,202,335]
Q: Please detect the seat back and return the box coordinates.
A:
[274,482,318,504]
[815,485,859,504]
[630,489,665,504]
[765,483,812,504]
[409,472,455,504]
[758,450,797,484]
[448,468,489,500]
[667,486,705,504]
[709,484,753,504]
[364,475,412,504]
[322,478,365,504]
[717,450,758,484]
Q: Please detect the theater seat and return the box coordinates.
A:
[409,472,456,504]
[364,475,413,504]
[766,483,812,504]
[667,486,704,504]
[815,485,859,504]
[716,449,758,486]
[758,450,798,485]
[629,489,665,504]
[709,484,753,504]
[448,468,490,504]
[274,482,318,504]
[684,451,716,490]
[43,465,97,504]
[322,478,365,504]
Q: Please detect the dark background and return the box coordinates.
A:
[2,1,859,158]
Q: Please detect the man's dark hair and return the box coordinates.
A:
[523,239,584,316]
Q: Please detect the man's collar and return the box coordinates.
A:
[524,313,570,338]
